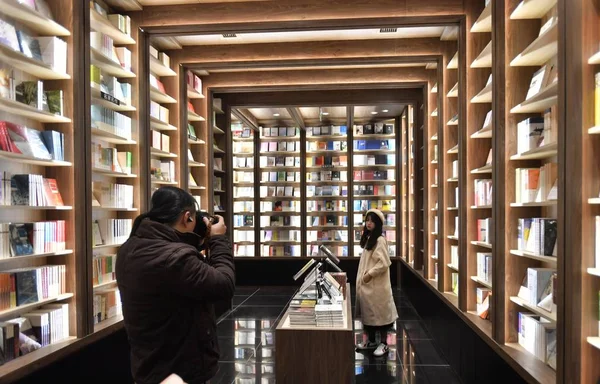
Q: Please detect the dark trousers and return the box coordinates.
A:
[363,322,393,345]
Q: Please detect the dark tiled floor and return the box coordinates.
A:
[210,286,462,384]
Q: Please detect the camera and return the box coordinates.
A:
[193,211,219,239]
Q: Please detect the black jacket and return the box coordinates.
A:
[115,219,235,384]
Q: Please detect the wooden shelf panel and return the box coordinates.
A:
[152,179,178,186]
[91,125,136,145]
[471,2,492,32]
[150,56,176,77]
[150,148,177,158]
[92,167,136,178]
[92,242,124,250]
[92,206,137,212]
[187,87,205,99]
[471,124,493,139]
[447,264,459,272]
[510,82,558,114]
[90,48,135,78]
[587,337,600,350]
[214,126,225,134]
[447,52,458,69]
[471,205,492,210]
[509,296,556,323]
[0,151,71,166]
[589,51,600,65]
[510,250,557,264]
[90,8,135,45]
[447,83,459,98]
[587,268,600,277]
[0,44,70,80]
[471,41,492,68]
[471,82,492,103]
[150,117,177,131]
[510,22,558,66]
[93,280,117,290]
[510,200,557,207]
[431,109,438,117]
[188,161,205,168]
[0,293,73,319]
[510,0,557,19]
[0,97,71,123]
[589,126,600,135]
[471,241,492,249]
[0,205,72,210]
[0,250,72,264]
[150,86,176,104]
[510,142,558,160]
[471,276,492,289]
[0,0,70,36]
[188,111,205,122]
[471,165,492,174]
[93,314,124,334]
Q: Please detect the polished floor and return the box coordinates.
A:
[211,286,463,384]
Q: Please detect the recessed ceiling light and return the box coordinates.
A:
[382,109,389,113]
[371,111,378,115]
[273,113,280,117]
[322,112,329,116]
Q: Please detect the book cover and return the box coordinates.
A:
[16,30,42,61]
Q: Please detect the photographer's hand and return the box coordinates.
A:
[207,214,227,236]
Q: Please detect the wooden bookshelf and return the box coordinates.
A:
[427,69,441,283]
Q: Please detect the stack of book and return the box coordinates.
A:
[288,299,317,326]
[315,304,344,327]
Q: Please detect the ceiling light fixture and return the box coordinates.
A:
[371,111,378,115]
[273,113,280,117]
[380,27,398,33]
[382,109,389,113]
[322,112,329,116]
[222,33,237,38]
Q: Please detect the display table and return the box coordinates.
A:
[275,283,354,383]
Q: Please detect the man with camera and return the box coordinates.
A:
[116,187,235,384]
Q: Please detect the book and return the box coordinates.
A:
[16,30,42,61]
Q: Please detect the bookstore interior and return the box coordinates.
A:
[0,0,598,382]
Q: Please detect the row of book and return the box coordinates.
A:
[309,245,348,257]
[0,265,66,309]
[0,16,67,74]
[352,170,395,181]
[233,187,254,199]
[307,230,348,243]
[0,173,64,207]
[150,101,170,124]
[476,252,492,284]
[185,70,202,94]
[93,288,122,325]
[233,215,254,228]
[517,218,558,256]
[259,171,301,183]
[518,312,556,369]
[354,154,394,166]
[90,32,131,72]
[92,255,116,286]
[261,127,298,138]
[261,245,301,257]
[260,201,300,213]
[308,215,348,227]
[92,1,132,36]
[232,141,253,154]
[91,105,132,140]
[0,75,64,116]
[477,288,491,320]
[450,245,459,268]
[262,230,301,242]
[306,155,348,167]
[260,141,299,153]
[231,123,253,139]
[307,185,348,197]
[91,65,132,107]
[515,164,558,204]
[473,179,493,207]
[307,125,348,137]
[0,303,70,364]
[355,124,394,135]
[259,156,301,168]
[477,218,491,244]
[233,244,254,257]
[150,160,175,182]
[260,186,301,198]
[0,221,66,257]
[0,122,64,161]
[354,140,393,151]
[353,200,395,211]
[186,124,198,141]
[93,145,132,174]
[307,200,347,212]
[92,182,134,209]
[149,74,169,97]
[306,141,348,152]
[307,170,347,182]
[92,218,132,247]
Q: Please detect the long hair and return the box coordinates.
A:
[360,212,383,250]
[131,187,197,235]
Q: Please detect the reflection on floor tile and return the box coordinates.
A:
[213,286,462,384]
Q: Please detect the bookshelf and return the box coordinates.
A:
[0,0,81,375]
[466,0,493,332]
[185,70,208,211]
[401,109,409,261]
[149,45,178,194]
[232,120,255,257]
[427,71,440,284]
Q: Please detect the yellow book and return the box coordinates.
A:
[595,72,600,127]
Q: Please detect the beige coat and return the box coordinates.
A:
[355,236,398,326]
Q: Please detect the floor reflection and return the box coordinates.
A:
[211,286,462,384]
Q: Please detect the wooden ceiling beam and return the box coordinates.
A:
[231,108,260,131]
[138,2,464,30]
[287,107,306,130]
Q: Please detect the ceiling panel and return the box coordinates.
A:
[299,106,347,120]
[247,107,291,121]
[176,26,445,46]
[139,0,268,5]
[353,104,405,121]
[208,62,428,73]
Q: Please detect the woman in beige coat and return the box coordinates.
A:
[355,209,398,357]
